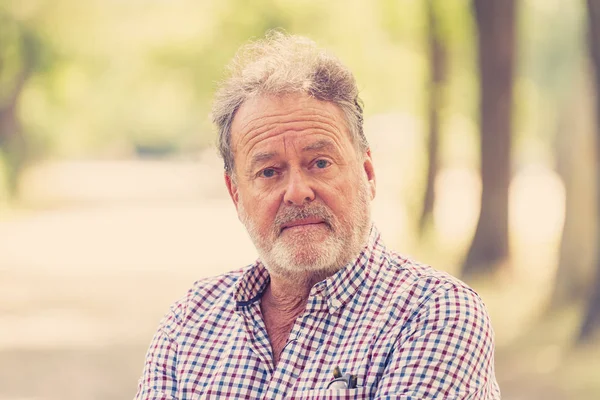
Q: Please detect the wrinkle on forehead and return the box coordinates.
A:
[237,106,345,143]
[242,120,347,160]
[231,96,351,159]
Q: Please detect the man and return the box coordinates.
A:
[135,32,500,399]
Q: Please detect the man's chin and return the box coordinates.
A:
[268,240,343,271]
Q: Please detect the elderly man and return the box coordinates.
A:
[135,32,500,399]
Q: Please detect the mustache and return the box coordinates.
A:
[274,203,334,231]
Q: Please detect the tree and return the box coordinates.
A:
[419,0,448,235]
[579,0,600,342]
[462,0,517,277]
[0,11,44,198]
[550,79,596,310]
[530,0,596,313]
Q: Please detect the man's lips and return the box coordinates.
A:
[280,217,326,231]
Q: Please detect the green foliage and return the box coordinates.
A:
[0,0,588,171]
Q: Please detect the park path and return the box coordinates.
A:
[0,160,258,399]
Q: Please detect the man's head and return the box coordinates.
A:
[212,32,376,281]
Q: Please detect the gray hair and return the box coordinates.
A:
[211,31,368,176]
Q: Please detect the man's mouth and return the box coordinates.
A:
[280,217,326,232]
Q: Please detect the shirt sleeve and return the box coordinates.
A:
[374,283,501,400]
[134,319,179,400]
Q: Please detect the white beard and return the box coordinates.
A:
[237,174,372,281]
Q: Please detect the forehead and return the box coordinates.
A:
[230,94,353,158]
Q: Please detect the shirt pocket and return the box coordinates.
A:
[287,386,372,399]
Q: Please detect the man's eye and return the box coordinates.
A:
[315,159,330,169]
[260,168,276,178]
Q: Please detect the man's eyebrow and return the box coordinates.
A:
[302,139,337,153]
[247,151,277,172]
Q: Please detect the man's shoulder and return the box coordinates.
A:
[382,249,471,289]
[373,248,494,341]
[377,248,485,312]
[190,266,248,296]
[159,266,250,335]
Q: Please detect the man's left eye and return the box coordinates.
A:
[315,159,330,169]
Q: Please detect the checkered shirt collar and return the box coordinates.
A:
[233,224,384,314]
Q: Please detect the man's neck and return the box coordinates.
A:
[259,268,348,365]
[259,274,316,365]
[263,275,310,311]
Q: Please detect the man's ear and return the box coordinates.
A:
[363,149,376,200]
[224,173,240,210]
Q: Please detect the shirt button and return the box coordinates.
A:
[331,299,341,308]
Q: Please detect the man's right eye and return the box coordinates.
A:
[260,168,276,178]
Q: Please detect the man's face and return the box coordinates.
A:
[225,94,376,280]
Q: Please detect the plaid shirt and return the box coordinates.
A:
[135,226,500,399]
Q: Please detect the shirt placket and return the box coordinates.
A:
[261,295,328,399]
[239,302,275,374]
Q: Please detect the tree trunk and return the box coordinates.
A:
[462,0,517,277]
[579,0,600,343]
[549,66,596,311]
[0,102,26,196]
[419,0,447,235]
[0,19,34,199]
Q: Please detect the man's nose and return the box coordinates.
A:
[283,168,315,205]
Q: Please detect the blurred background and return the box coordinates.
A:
[0,0,599,399]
